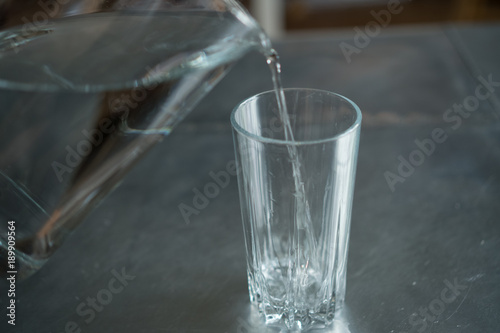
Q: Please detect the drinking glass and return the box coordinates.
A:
[231,88,361,331]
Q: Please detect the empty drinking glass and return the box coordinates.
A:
[231,88,361,331]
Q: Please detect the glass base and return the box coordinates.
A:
[249,286,337,331]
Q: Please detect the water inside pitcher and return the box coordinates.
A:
[0,0,269,278]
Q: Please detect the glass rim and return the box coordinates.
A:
[230,88,362,146]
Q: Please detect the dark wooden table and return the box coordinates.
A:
[2,23,500,333]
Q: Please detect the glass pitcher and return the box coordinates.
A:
[0,0,268,278]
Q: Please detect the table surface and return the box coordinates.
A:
[2,23,500,333]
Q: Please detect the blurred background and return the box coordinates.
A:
[239,0,500,37]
